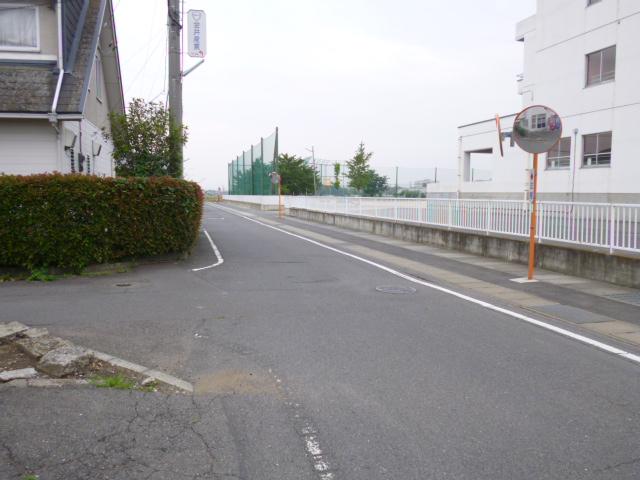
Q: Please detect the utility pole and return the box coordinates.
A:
[167,0,183,175]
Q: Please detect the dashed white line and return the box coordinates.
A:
[213,203,640,366]
[191,229,224,272]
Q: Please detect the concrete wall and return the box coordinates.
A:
[288,207,640,289]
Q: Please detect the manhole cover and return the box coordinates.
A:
[375,285,417,294]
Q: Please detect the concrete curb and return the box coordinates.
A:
[88,350,194,393]
[1,322,194,393]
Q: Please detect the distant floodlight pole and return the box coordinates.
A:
[306,146,317,195]
[270,172,283,219]
[395,166,399,197]
[423,179,433,199]
[512,105,563,281]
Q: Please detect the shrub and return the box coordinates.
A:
[0,174,203,271]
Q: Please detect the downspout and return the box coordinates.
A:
[50,0,65,170]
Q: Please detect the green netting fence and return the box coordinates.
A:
[228,129,279,195]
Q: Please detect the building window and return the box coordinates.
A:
[546,137,571,169]
[582,132,612,167]
[95,54,103,101]
[586,46,616,86]
[0,5,39,51]
[532,113,547,130]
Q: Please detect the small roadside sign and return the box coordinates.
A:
[187,10,206,58]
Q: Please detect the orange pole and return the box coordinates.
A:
[278,178,283,219]
[527,153,539,280]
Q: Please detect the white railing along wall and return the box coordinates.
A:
[223,195,640,254]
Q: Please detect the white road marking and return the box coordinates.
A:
[213,204,640,366]
[192,229,224,272]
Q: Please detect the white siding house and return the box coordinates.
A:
[437,0,640,202]
[0,0,124,176]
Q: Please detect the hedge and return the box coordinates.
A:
[0,174,203,271]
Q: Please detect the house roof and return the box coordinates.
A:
[0,64,58,114]
[0,0,124,116]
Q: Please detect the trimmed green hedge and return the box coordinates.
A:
[0,174,203,271]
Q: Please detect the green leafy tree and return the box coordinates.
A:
[362,171,389,197]
[346,142,388,196]
[333,162,341,189]
[105,98,187,178]
[346,142,373,192]
[277,153,319,195]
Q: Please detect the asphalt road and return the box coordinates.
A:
[1,202,639,479]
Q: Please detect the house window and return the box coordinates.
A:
[532,113,547,129]
[95,54,103,101]
[0,5,39,51]
[586,46,616,86]
[582,132,612,167]
[546,137,571,169]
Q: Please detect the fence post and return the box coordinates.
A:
[394,200,398,221]
[609,204,615,254]
[486,201,491,235]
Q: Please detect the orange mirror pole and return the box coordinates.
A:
[278,177,284,219]
[527,153,539,280]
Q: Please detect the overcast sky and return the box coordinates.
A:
[114,0,536,190]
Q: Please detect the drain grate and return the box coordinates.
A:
[375,285,417,295]
[604,293,640,307]
[115,283,132,287]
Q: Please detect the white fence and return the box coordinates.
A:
[224,195,640,254]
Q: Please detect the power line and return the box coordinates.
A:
[123,35,166,96]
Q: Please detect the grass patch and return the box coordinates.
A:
[91,374,136,390]
[26,268,59,282]
[22,475,39,480]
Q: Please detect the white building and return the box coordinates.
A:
[432,0,640,202]
[0,0,124,176]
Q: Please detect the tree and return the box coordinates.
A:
[277,153,319,195]
[346,142,373,192]
[333,162,341,189]
[363,171,389,197]
[346,142,388,196]
[105,98,187,178]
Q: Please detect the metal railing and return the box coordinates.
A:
[225,195,640,254]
